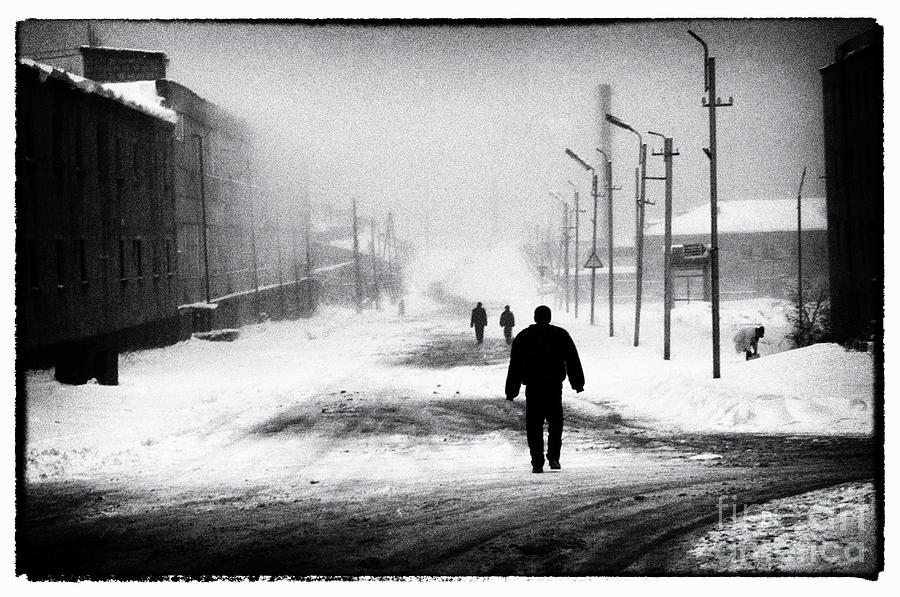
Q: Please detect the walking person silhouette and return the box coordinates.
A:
[499,305,515,345]
[470,302,487,344]
[505,305,584,473]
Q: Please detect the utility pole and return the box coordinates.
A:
[305,199,312,278]
[566,149,604,325]
[304,198,313,313]
[589,171,600,325]
[352,198,362,313]
[276,226,285,318]
[796,166,807,324]
[563,201,571,312]
[596,149,618,337]
[390,211,398,302]
[247,158,261,322]
[689,29,733,379]
[292,223,300,312]
[568,181,582,319]
[371,217,381,310]
[649,133,680,360]
[634,142,648,347]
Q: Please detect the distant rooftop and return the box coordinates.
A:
[79,45,167,57]
[645,198,827,236]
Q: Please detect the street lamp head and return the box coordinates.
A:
[565,148,594,172]
[595,148,610,163]
[605,113,634,132]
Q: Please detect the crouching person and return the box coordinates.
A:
[734,325,765,360]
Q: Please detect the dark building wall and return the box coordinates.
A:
[821,27,883,343]
[16,63,178,364]
[81,47,168,83]
[156,80,260,307]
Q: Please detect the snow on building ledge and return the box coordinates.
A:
[646,198,827,237]
[18,58,178,124]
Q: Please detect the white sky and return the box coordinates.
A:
[16,17,875,251]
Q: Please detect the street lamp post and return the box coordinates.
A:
[550,191,572,313]
[567,180,582,319]
[605,114,648,347]
[565,149,603,326]
[596,149,616,337]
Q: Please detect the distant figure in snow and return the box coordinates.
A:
[499,305,516,345]
[734,325,765,360]
[505,305,584,474]
[470,302,488,344]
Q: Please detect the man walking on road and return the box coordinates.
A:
[471,302,488,344]
[499,305,515,345]
[505,305,584,473]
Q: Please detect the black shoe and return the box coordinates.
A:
[549,460,561,470]
[532,466,543,474]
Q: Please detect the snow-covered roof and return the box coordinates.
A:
[646,198,827,236]
[79,45,167,56]
[18,58,177,124]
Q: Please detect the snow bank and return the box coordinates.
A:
[605,342,874,435]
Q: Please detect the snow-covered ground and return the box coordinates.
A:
[25,243,874,490]
[406,242,875,436]
[682,481,876,573]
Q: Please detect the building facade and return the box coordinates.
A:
[16,60,178,382]
[821,27,883,345]
[643,198,830,301]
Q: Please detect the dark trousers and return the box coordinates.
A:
[474,325,485,343]
[525,384,563,467]
[503,326,513,344]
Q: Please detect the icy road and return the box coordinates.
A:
[19,246,876,577]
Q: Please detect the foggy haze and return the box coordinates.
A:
[17,18,874,250]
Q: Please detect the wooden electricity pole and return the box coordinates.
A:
[796,166,807,325]
[352,198,362,313]
[690,29,733,379]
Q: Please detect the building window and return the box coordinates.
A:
[177,225,201,279]
[55,239,65,289]
[152,239,160,280]
[133,238,144,280]
[19,110,36,164]
[78,238,88,287]
[96,120,108,181]
[119,239,127,283]
[27,238,40,291]
[132,139,143,186]
[51,106,64,173]
[115,136,125,183]
[165,238,173,278]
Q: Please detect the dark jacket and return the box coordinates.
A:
[471,306,487,328]
[505,322,585,398]
[499,310,515,328]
